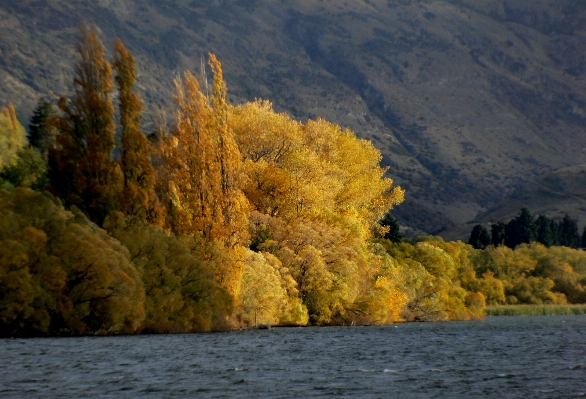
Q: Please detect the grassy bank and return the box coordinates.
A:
[485,304,586,316]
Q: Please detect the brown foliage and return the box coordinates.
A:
[50,25,122,225]
[113,38,163,225]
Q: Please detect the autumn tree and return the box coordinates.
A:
[113,38,162,224]
[50,25,122,225]
[105,213,233,333]
[0,103,27,170]
[158,54,248,247]
[0,188,144,336]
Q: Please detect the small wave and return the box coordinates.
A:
[430,369,444,372]
[570,364,582,370]
[383,369,400,373]
[358,368,376,373]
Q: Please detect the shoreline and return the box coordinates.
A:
[485,304,586,316]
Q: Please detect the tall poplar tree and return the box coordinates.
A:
[159,54,248,247]
[50,25,122,225]
[113,38,161,224]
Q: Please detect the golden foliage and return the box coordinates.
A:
[0,188,144,336]
[0,103,27,170]
[158,55,248,247]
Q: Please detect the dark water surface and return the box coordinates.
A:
[1,316,585,398]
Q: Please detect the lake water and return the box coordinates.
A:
[1,315,585,398]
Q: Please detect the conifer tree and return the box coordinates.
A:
[491,222,506,247]
[28,97,55,157]
[558,214,580,248]
[380,212,403,243]
[113,38,162,224]
[50,25,122,225]
[505,207,536,248]
[468,224,491,249]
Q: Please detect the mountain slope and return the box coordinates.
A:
[1,0,585,234]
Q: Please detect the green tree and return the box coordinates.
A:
[491,222,506,247]
[468,224,491,250]
[535,214,554,247]
[505,207,536,248]
[380,212,403,243]
[28,97,56,157]
[0,147,48,190]
[558,214,580,248]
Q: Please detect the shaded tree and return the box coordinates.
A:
[50,25,122,225]
[535,214,554,247]
[504,207,536,249]
[468,224,490,249]
[113,38,162,225]
[491,222,506,247]
[380,212,403,243]
[28,97,56,157]
[558,214,580,248]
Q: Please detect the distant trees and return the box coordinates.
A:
[470,207,582,250]
[468,224,490,249]
[28,97,56,157]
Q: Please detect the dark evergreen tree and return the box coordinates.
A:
[535,214,554,247]
[504,207,536,248]
[581,226,586,249]
[380,212,404,243]
[49,25,123,225]
[558,214,580,248]
[28,97,55,156]
[491,222,506,247]
[468,224,491,249]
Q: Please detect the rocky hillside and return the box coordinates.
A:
[1,0,585,234]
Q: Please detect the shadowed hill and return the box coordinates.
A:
[1,0,585,234]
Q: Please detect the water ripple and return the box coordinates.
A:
[1,316,585,398]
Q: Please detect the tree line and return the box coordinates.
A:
[468,207,583,250]
[1,26,586,336]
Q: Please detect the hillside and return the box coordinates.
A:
[440,163,586,241]
[1,0,585,234]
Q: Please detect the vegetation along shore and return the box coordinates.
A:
[1,27,585,337]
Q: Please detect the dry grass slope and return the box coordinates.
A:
[1,0,585,234]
